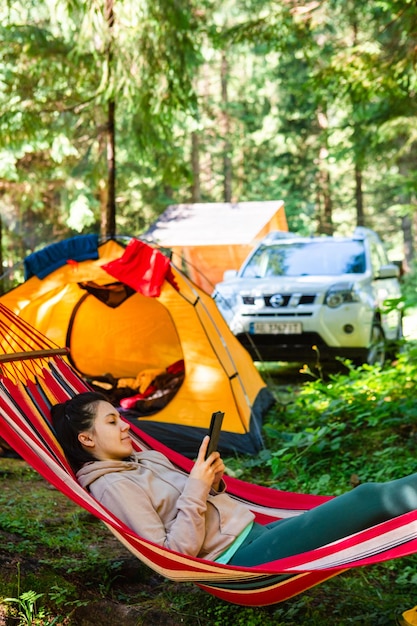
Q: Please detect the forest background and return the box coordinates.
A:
[2,2,417,624]
[1,0,417,291]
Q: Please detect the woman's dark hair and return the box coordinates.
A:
[51,392,108,473]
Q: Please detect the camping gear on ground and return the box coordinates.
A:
[1,304,417,606]
[0,236,273,457]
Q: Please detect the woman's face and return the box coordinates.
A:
[78,400,133,461]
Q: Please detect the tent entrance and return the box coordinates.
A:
[66,284,185,416]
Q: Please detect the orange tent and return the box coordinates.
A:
[0,235,274,457]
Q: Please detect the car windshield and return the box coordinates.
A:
[241,240,366,278]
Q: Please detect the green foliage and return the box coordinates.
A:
[4,589,50,625]
[246,342,417,496]
[0,484,99,556]
[401,261,417,308]
[3,563,62,625]
[2,575,88,625]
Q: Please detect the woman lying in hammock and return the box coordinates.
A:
[52,392,417,566]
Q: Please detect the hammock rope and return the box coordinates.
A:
[1,302,417,606]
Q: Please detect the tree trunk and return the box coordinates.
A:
[401,213,414,273]
[191,131,201,202]
[101,0,116,239]
[316,156,333,235]
[355,163,365,226]
[398,159,415,273]
[104,99,116,238]
[221,51,232,202]
[315,110,333,235]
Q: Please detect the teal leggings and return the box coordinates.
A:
[229,473,417,566]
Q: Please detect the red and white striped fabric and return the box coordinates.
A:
[0,302,416,606]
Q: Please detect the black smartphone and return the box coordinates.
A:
[205,411,224,459]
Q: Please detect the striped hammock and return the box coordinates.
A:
[1,302,417,607]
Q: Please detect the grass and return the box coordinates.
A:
[1,339,417,624]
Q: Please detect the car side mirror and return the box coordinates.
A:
[375,263,400,279]
[392,260,405,278]
[223,269,238,281]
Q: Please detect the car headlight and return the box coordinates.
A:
[242,294,265,309]
[213,289,238,311]
[324,283,361,308]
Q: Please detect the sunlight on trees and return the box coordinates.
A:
[0,0,415,274]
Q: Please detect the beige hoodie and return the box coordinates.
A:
[77,450,254,561]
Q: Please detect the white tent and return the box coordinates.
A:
[143,200,288,292]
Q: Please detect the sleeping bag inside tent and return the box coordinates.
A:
[0,235,274,456]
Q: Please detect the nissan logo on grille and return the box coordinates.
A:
[269,294,284,308]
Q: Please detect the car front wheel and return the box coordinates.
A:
[366,323,385,366]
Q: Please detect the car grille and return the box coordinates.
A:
[242,294,316,306]
[240,293,316,318]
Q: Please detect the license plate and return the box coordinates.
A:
[250,322,302,335]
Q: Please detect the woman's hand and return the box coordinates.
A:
[190,436,225,491]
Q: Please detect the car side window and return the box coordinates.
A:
[242,248,270,278]
[369,241,388,275]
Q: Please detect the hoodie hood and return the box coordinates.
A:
[77,458,138,489]
[76,450,175,490]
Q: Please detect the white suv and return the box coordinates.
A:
[213,228,403,365]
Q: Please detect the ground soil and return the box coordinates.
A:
[0,457,201,626]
